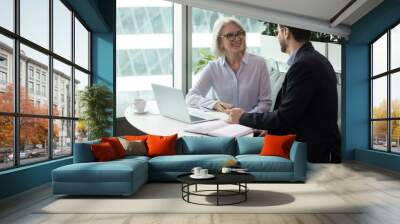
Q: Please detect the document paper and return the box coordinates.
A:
[184,120,253,137]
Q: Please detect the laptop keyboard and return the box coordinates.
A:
[190,115,206,122]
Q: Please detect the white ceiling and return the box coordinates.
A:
[173,0,384,37]
[225,0,353,23]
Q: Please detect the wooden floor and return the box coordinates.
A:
[1,162,400,224]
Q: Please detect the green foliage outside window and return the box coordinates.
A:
[194,48,217,75]
[261,22,343,43]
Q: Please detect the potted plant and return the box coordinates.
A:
[79,84,113,140]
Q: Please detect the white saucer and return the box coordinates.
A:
[134,110,148,114]
[190,174,215,179]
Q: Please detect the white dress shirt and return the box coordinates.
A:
[186,52,272,113]
[287,47,300,66]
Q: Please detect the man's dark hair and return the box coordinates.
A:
[282,25,311,42]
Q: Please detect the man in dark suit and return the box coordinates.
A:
[228,25,341,163]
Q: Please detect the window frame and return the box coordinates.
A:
[0,0,92,171]
[370,20,400,154]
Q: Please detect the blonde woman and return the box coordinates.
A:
[186,17,272,113]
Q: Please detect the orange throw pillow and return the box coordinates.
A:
[260,134,296,159]
[146,134,178,157]
[124,135,149,141]
[91,142,117,161]
[101,137,126,158]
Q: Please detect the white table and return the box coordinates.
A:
[124,101,230,136]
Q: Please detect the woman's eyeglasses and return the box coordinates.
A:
[220,30,246,41]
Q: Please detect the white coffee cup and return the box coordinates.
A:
[200,169,208,176]
[191,167,202,176]
[221,167,232,174]
[132,98,146,113]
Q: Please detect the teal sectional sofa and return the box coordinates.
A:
[52,136,307,196]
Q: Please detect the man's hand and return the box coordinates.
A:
[227,108,245,124]
[213,101,234,113]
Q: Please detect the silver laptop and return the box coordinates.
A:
[152,84,217,124]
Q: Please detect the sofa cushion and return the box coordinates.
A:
[53,159,147,183]
[118,137,147,156]
[260,134,296,159]
[124,135,149,141]
[148,154,235,172]
[147,134,178,157]
[101,137,127,158]
[177,136,235,155]
[91,142,118,161]
[236,155,293,172]
[236,137,263,155]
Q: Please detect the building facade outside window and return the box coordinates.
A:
[0,71,6,85]
[0,54,7,91]
[28,81,34,94]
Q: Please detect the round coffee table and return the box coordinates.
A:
[177,173,255,206]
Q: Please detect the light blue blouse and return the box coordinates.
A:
[186,53,272,113]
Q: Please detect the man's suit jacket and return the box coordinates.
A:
[240,42,341,162]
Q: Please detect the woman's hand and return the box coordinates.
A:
[213,101,234,113]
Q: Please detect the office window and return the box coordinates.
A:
[20,44,49,115]
[390,24,400,70]
[53,119,72,158]
[372,34,387,77]
[0,0,14,31]
[74,69,89,118]
[0,116,13,170]
[0,1,90,170]
[75,120,87,143]
[53,59,72,117]
[20,0,49,49]
[391,120,400,153]
[372,121,388,151]
[75,18,89,70]
[370,23,400,153]
[116,0,173,117]
[19,117,49,165]
[372,77,387,119]
[0,34,13,113]
[53,0,72,60]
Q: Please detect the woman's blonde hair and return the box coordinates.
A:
[211,17,246,57]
